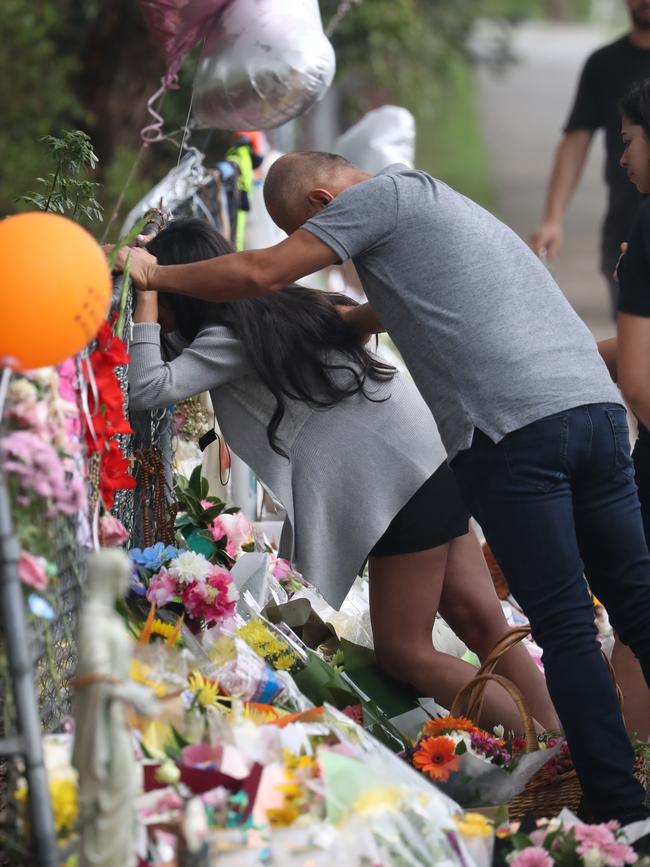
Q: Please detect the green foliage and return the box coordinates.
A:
[321,0,481,123]
[174,467,238,568]
[0,0,99,216]
[19,131,103,223]
[415,58,496,209]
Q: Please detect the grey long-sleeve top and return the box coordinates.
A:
[128,322,446,608]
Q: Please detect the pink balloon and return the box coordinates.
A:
[138,0,232,86]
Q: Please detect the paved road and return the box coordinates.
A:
[475,21,620,340]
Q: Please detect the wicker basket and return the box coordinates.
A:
[450,626,643,821]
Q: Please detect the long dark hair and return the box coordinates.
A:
[146,218,396,456]
[619,79,650,138]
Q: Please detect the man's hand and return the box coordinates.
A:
[529,221,563,260]
[103,244,158,292]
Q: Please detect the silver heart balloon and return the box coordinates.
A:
[191,0,336,131]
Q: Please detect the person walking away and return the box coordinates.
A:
[530,0,650,315]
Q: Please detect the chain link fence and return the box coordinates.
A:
[0,276,173,865]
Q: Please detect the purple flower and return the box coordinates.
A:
[470,731,511,765]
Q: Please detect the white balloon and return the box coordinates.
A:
[335,106,416,175]
[191,0,336,131]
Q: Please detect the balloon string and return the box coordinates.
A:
[176,85,196,171]
[325,0,363,37]
[141,80,169,145]
[100,143,146,244]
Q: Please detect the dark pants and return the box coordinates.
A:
[451,403,650,823]
[633,432,650,546]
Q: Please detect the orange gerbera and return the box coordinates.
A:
[422,715,480,738]
[412,736,460,782]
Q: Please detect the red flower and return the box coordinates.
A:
[79,322,136,509]
[342,704,364,725]
[100,440,135,509]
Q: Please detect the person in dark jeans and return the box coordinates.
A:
[452,405,650,820]
[112,151,650,823]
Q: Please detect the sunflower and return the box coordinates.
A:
[187,671,221,708]
[412,736,460,782]
[148,619,178,642]
[422,714,480,738]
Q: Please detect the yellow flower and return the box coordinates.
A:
[16,776,78,839]
[282,751,317,773]
[149,619,180,645]
[242,702,282,724]
[130,658,166,697]
[273,653,297,671]
[141,720,174,760]
[454,812,493,838]
[276,782,303,800]
[352,785,403,815]
[187,671,221,708]
[236,619,299,671]
[266,801,301,827]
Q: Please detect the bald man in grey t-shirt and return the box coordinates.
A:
[115,151,650,824]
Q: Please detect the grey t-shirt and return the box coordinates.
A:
[302,164,621,459]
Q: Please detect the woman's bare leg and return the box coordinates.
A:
[439,529,560,731]
[612,636,650,739]
[369,541,533,733]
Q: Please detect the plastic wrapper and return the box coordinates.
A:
[292,577,374,649]
[231,552,288,612]
[191,0,335,130]
[120,150,206,235]
[205,634,311,712]
[434,742,562,808]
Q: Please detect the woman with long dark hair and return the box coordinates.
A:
[128,218,558,730]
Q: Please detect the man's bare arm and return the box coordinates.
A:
[110,229,339,301]
[597,336,617,381]
[529,130,594,259]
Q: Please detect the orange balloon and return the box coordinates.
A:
[0,212,112,370]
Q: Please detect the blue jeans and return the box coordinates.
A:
[452,403,650,823]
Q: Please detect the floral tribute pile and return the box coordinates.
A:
[4,346,650,866]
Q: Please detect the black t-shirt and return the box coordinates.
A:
[565,35,649,267]
[617,197,650,442]
[618,197,650,316]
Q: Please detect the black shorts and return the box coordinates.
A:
[369,462,470,557]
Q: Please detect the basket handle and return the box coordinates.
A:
[475,626,532,679]
[474,626,623,708]
[450,672,539,753]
